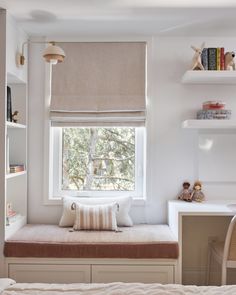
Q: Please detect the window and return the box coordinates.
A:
[46,41,147,202]
[51,127,145,199]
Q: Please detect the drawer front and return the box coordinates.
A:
[8,264,90,283]
[92,265,174,284]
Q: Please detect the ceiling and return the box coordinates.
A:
[0,0,236,36]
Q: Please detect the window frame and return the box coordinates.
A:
[51,127,145,200]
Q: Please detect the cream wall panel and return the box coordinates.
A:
[92,265,174,283]
[9,264,91,283]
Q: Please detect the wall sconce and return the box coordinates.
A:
[19,41,66,66]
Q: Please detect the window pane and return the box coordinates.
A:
[62,127,135,191]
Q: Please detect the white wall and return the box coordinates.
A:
[28,36,236,224]
[6,15,28,83]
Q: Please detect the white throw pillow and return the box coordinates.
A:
[59,196,133,227]
[73,203,118,231]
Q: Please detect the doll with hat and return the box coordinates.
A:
[191,181,205,202]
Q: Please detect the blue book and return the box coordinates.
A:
[201,48,208,70]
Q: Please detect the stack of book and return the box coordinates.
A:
[201,48,225,70]
[10,164,25,173]
[197,101,231,120]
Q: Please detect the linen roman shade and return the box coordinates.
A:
[50,42,146,126]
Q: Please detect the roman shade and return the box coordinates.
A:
[50,42,146,126]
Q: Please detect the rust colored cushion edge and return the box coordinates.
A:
[4,242,179,259]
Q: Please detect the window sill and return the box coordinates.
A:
[43,197,146,206]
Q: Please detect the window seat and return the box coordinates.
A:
[4,224,178,259]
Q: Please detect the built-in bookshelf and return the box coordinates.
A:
[182,70,236,84]
[5,72,27,238]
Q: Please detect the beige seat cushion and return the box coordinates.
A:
[4,224,179,259]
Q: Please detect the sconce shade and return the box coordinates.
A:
[42,43,65,64]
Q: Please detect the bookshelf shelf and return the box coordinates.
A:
[182,70,236,84]
[6,121,26,129]
[182,120,236,129]
[5,215,27,240]
[6,171,27,179]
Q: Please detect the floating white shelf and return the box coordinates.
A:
[7,72,26,84]
[182,120,236,129]
[6,121,26,129]
[182,70,236,84]
[5,215,26,240]
[6,171,27,179]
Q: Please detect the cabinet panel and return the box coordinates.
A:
[92,265,174,283]
[9,264,90,283]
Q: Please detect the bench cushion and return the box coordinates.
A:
[4,224,178,259]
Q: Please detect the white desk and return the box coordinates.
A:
[168,200,236,284]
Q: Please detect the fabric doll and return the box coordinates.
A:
[191,181,205,202]
[178,182,192,202]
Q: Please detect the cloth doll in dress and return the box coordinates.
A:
[178,182,192,202]
[191,181,205,202]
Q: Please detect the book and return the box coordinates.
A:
[201,48,208,70]
[208,48,217,70]
[9,164,25,173]
[217,48,221,70]
[7,86,12,122]
[220,47,225,70]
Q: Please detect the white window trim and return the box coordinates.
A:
[51,127,145,201]
[43,36,151,206]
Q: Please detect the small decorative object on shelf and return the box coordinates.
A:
[6,202,17,226]
[202,101,225,110]
[12,110,19,123]
[191,181,205,202]
[9,164,25,173]
[7,86,12,122]
[197,100,231,120]
[178,182,192,202]
[224,52,235,71]
[190,42,205,71]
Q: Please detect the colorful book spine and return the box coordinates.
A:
[220,47,225,70]
[7,86,12,122]
[217,48,221,70]
[201,48,208,70]
[208,48,217,70]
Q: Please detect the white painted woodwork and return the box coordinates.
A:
[8,264,91,283]
[6,171,27,179]
[182,120,236,129]
[168,200,235,284]
[182,70,236,84]
[6,121,26,129]
[0,8,7,278]
[6,258,177,284]
[0,11,28,247]
[92,264,174,283]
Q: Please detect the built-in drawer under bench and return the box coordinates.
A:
[4,224,179,284]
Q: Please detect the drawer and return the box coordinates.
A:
[8,264,90,283]
[92,264,174,283]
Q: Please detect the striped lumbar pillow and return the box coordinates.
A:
[73,203,118,231]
